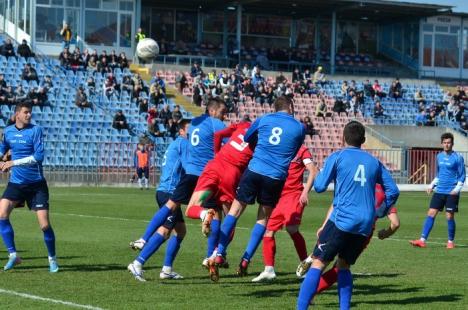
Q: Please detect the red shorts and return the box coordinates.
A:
[194,159,243,206]
[267,191,304,231]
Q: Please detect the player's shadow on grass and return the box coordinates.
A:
[353,284,424,295]
[18,256,85,261]
[353,272,403,279]
[357,293,463,306]
[14,263,135,272]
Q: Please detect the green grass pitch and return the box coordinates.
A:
[0,187,467,309]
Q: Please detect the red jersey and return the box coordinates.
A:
[282,145,313,194]
[375,184,397,214]
[214,122,253,169]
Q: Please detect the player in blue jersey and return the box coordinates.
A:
[297,121,399,310]
[127,99,226,281]
[127,120,190,281]
[0,102,58,273]
[410,132,465,249]
[209,96,305,281]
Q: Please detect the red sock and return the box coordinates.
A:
[186,205,204,219]
[317,267,338,294]
[262,236,276,267]
[290,231,307,261]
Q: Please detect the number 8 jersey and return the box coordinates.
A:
[244,111,305,180]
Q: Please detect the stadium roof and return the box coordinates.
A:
[147,0,451,21]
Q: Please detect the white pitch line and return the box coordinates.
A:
[0,288,104,310]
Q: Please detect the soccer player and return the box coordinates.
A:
[410,133,465,249]
[0,102,58,272]
[135,143,150,190]
[296,121,399,310]
[127,99,226,281]
[184,121,253,273]
[127,120,190,281]
[249,145,318,282]
[210,96,305,281]
[296,184,400,295]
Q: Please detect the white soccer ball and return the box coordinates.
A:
[136,38,159,61]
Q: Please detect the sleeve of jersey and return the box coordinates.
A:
[244,118,261,143]
[313,152,337,193]
[180,139,190,172]
[453,155,466,193]
[302,147,313,165]
[32,126,45,162]
[214,125,236,153]
[378,163,400,216]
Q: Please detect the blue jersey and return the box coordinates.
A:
[314,147,399,236]
[434,151,466,195]
[0,124,45,184]
[157,136,189,194]
[185,114,225,176]
[244,112,305,180]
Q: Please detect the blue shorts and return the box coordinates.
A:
[312,220,368,265]
[2,180,49,211]
[137,167,149,179]
[429,193,459,213]
[156,190,184,230]
[235,169,285,207]
[170,174,218,208]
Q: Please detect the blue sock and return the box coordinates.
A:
[163,236,183,267]
[447,218,456,241]
[217,215,237,257]
[206,219,220,257]
[0,219,16,253]
[338,269,353,310]
[141,206,172,242]
[43,227,56,258]
[241,223,266,261]
[297,267,322,310]
[421,216,435,240]
[137,233,166,265]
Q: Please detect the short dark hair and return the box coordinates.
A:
[178,119,191,131]
[440,132,454,143]
[343,121,365,147]
[274,95,293,112]
[15,102,32,112]
[206,97,226,112]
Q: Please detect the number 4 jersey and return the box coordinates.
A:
[244,111,305,180]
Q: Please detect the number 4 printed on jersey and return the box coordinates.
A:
[354,164,367,186]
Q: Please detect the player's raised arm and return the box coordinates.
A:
[214,124,237,153]
[243,117,260,143]
[313,153,337,193]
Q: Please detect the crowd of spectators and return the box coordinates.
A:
[59,47,129,73]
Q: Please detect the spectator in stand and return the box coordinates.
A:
[453,86,467,103]
[341,81,349,98]
[313,66,326,85]
[138,98,149,114]
[303,68,312,83]
[218,70,230,89]
[147,106,159,133]
[316,99,332,120]
[41,75,54,93]
[121,75,134,94]
[166,118,178,139]
[113,110,129,131]
[414,90,425,105]
[109,50,120,69]
[461,117,468,131]
[14,86,27,102]
[135,27,146,45]
[373,100,386,118]
[0,86,14,105]
[252,69,265,86]
[99,50,108,63]
[303,116,320,138]
[103,73,118,98]
[363,79,375,97]
[243,78,255,98]
[426,111,436,126]
[176,72,188,93]
[60,23,72,49]
[75,86,90,109]
[86,76,96,95]
[415,110,427,126]
[70,53,83,71]
[292,68,301,83]
[372,80,386,99]
[0,39,16,58]
[0,74,7,92]
[119,52,129,69]
[211,83,223,98]
[242,64,251,78]
[158,105,172,125]
[172,105,182,122]
[151,72,166,94]
[131,73,145,98]
[17,39,34,58]
[454,102,464,122]
[87,56,98,72]
[192,82,205,106]
[150,86,165,106]
[276,72,286,84]
[6,114,15,126]
[389,81,402,99]
[254,85,268,105]
[21,64,39,82]
[26,87,47,106]
[190,62,203,81]
[447,99,456,120]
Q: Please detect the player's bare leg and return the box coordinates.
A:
[185,190,217,236]
[0,199,21,271]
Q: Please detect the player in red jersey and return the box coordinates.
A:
[236,145,318,281]
[296,184,400,294]
[184,121,254,278]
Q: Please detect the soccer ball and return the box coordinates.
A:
[136,38,159,61]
